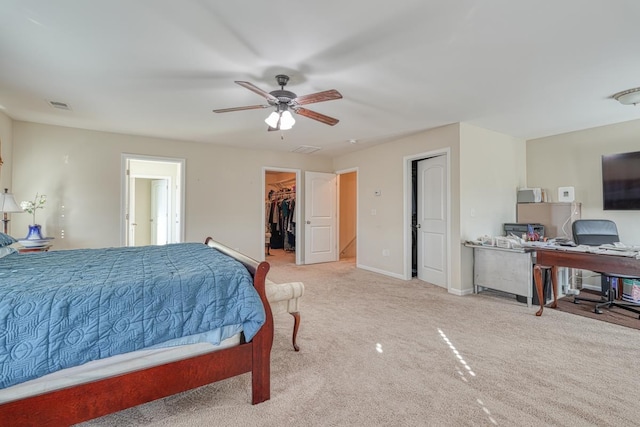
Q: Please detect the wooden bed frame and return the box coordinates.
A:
[0,237,274,426]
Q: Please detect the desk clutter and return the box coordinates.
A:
[467,235,640,259]
[523,241,640,259]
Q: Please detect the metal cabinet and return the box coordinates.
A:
[472,245,534,306]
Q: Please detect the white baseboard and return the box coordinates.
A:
[355,264,473,297]
[450,287,474,296]
[356,264,405,280]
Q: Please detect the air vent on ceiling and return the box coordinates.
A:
[47,100,72,110]
[291,145,321,154]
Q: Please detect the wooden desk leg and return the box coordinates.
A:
[534,265,545,316]
[549,266,558,309]
[290,312,300,352]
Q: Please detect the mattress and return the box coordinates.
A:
[0,243,265,389]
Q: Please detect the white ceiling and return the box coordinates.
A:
[1,1,640,157]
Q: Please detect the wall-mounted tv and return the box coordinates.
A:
[602,150,640,210]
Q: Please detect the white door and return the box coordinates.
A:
[127,175,136,247]
[417,155,447,287]
[151,179,169,245]
[304,171,337,264]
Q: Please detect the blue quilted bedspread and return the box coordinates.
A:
[0,243,265,389]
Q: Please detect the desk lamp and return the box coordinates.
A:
[0,188,23,234]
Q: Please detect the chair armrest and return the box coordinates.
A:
[265,280,305,314]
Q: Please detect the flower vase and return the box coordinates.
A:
[25,224,44,240]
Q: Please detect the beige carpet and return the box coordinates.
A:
[80,252,640,426]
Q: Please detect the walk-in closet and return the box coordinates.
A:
[265,170,297,264]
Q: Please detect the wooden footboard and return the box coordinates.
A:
[0,238,273,426]
[204,237,274,404]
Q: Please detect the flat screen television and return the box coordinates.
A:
[602,150,640,210]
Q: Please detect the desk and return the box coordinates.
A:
[533,249,640,316]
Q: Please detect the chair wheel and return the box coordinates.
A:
[595,308,603,314]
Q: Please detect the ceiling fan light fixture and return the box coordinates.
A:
[265,111,280,128]
[612,87,640,105]
[280,110,295,130]
[215,75,341,130]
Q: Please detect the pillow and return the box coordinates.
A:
[0,246,17,258]
[0,232,17,248]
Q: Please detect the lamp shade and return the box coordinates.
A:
[0,189,22,213]
[265,111,280,128]
[280,111,296,130]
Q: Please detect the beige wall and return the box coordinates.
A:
[460,123,527,240]
[0,111,13,192]
[11,121,332,259]
[16,112,636,293]
[333,123,526,294]
[459,123,527,291]
[526,118,640,244]
[333,124,462,284]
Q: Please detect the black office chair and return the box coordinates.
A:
[572,219,640,317]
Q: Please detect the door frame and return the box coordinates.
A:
[121,154,185,246]
[336,167,358,264]
[403,148,451,286]
[262,167,301,265]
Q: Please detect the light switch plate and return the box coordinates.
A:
[558,186,575,202]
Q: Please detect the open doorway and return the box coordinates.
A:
[264,168,300,265]
[403,149,451,288]
[338,169,357,263]
[121,154,185,247]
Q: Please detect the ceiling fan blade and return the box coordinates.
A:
[292,89,342,106]
[235,81,279,102]
[212,104,269,113]
[294,107,340,126]
[267,125,279,132]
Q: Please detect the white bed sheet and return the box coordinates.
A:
[0,333,241,404]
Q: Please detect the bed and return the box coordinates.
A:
[0,236,273,426]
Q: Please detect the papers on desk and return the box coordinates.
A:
[521,241,552,248]
[600,243,640,252]
[522,241,640,258]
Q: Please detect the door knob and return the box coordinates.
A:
[306,221,311,224]
[416,224,421,228]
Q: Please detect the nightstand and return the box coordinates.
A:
[18,245,52,254]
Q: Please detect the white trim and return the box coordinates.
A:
[357,263,405,280]
[262,167,301,265]
[449,288,473,296]
[402,149,452,290]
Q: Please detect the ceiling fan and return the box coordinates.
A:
[213,74,342,131]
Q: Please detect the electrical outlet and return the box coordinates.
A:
[382,249,390,256]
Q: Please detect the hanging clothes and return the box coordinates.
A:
[265,188,296,250]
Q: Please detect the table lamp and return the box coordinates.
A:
[0,188,23,234]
